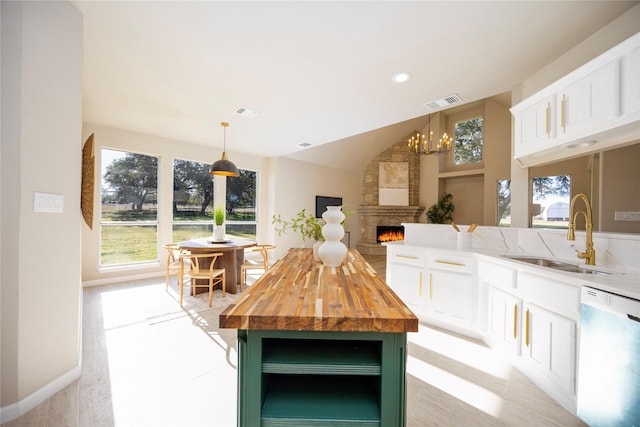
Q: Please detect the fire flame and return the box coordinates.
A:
[377,230,404,243]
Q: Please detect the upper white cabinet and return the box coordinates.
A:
[511,32,640,167]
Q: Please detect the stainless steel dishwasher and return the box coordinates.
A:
[577,286,640,426]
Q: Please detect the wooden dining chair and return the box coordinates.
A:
[163,243,185,291]
[178,252,225,307]
[239,244,276,291]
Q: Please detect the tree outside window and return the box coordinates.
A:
[226,169,257,239]
[101,149,158,265]
[453,117,483,166]
[172,159,215,242]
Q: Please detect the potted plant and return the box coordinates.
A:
[426,193,455,224]
[272,208,323,260]
[214,206,226,241]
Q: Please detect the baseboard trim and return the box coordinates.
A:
[83,271,164,287]
[0,365,81,424]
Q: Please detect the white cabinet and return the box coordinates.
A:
[479,259,520,354]
[385,246,477,332]
[560,60,620,138]
[427,253,474,329]
[385,246,427,312]
[522,302,576,397]
[517,271,579,401]
[487,287,522,356]
[513,94,557,157]
[511,32,640,167]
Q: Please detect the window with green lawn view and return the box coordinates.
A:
[453,117,483,166]
[531,175,571,228]
[101,149,158,266]
[172,159,215,242]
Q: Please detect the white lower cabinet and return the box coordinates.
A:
[522,302,576,397]
[427,253,474,329]
[386,247,580,413]
[487,287,522,356]
[385,246,427,312]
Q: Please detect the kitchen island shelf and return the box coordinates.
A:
[261,374,380,427]
[262,338,381,375]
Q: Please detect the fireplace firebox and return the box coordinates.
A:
[376,225,405,243]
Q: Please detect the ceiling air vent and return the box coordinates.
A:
[423,93,463,112]
[235,106,259,118]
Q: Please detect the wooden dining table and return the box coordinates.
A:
[178,237,256,294]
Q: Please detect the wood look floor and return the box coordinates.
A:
[2,253,587,427]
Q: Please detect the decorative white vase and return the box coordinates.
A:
[318,206,347,267]
[214,224,225,241]
[313,240,323,262]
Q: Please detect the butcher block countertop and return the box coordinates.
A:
[219,248,418,333]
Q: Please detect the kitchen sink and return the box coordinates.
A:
[503,255,609,275]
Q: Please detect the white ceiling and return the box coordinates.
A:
[73,1,636,169]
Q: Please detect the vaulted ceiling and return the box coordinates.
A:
[72,1,636,169]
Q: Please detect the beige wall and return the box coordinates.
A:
[600,144,640,233]
[420,96,512,227]
[270,157,362,260]
[1,1,83,418]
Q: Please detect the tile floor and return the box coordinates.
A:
[2,253,587,427]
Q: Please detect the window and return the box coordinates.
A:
[531,175,571,228]
[101,149,158,266]
[172,159,215,242]
[497,179,511,226]
[226,169,257,239]
[453,117,483,166]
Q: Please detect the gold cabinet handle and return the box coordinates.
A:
[525,309,530,347]
[561,94,566,132]
[513,304,518,340]
[418,272,423,297]
[545,102,550,137]
[429,273,433,300]
[435,260,466,267]
[396,255,419,260]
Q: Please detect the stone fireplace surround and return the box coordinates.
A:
[356,136,425,256]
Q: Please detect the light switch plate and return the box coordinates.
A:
[33,192,64,213]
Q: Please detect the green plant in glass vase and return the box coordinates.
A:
[273,208,324,260]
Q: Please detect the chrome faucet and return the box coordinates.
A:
[567,193,596,265]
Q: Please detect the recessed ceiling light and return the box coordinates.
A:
[298,142,312,148]
[392,72,411,83]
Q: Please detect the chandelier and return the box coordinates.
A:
[408,114,453,155]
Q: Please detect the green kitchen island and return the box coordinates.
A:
[219,248,419,427]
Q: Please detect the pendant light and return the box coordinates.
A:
[210,122,239,177]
